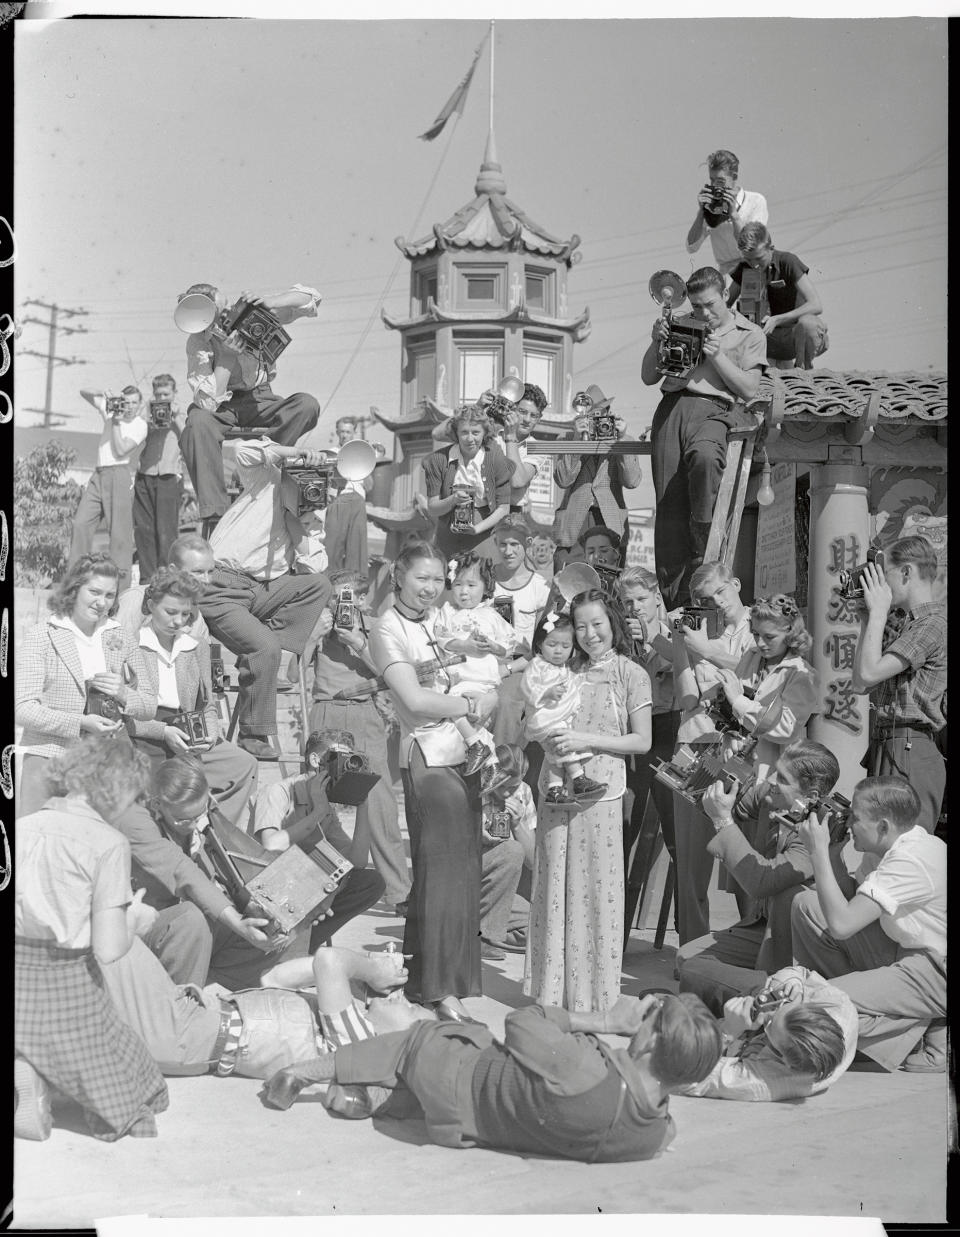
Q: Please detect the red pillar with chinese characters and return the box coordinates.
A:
[807,464,871,799]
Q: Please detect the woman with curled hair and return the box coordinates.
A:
[15,734,169,1142]
[125,566,256,826]
[525,588,653,1011]
[15,554,157,818]
[422,404,514,557]
[369,540,501,1023]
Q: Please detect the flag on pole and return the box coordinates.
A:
[418,36,486,142]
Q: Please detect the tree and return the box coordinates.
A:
[14,442,83,587]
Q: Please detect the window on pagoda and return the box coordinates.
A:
[456,341,503,404]
[454,265,505,310]
[414,267,438,314]
[523,344,560,410]
[525,268,555,314]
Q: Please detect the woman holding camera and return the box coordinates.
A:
[369,540,500,1023]
[125,566,258,826]
[15,554,157,818]
[422,405,514,558]
[525,588,652,1012]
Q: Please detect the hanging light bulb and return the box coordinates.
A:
[757,450,775,507]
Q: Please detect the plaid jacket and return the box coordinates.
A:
[16,619,158,759]
[552,452,644,548]
[127,636,220,744]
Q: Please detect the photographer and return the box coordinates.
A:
[552,385,643,556]
[641,267,765,609]
[134,375,185,584]
[792,775,946,1073]
[68,384,148,592]
[199,437,333,761]
[677,740,847,1008]
[178,282,322,536]
[685,149,768,278]
[304,576,411,912]
[675,966,857,1103]
[728,223,828,370]
[851,535,947,834]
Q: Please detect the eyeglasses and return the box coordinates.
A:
[171,806,210,831]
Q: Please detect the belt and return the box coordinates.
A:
[209,1000,244,1076]
[875,721,936,738]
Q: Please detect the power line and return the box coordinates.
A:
[19,300,91,429]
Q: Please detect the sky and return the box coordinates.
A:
[13,14,948,449]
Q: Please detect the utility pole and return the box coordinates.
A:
[20,299,89,428]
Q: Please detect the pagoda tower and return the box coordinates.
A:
[371,133,589,522]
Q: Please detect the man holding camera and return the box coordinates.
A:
[133,374,185,584]
[553,385,643,556]
[200,438,333,761]
[178,283,322,537]
[69,384,148,591]
[851,535,947,835]
[685,149,768,278]
[727,223,828,370]
[677,739,847,1010]
[641,267,766,610]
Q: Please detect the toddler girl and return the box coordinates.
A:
[435,552,521,787]
[521,609,607,806]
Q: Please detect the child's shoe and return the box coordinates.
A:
[463,740,494,776]
[571,775,607,804]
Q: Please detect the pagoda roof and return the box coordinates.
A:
[766,369,947,425]
[381,302,591,341]
[396,133,582,266]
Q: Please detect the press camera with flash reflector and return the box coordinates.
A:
[649,270,709,380]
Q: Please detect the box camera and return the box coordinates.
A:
[491,594,514,626]
[105,395,126,419]
[486,807,513,840]
[84,681,123,722]
[334,587,356,631]
[149,399,173,429]
[214,300,291,367]
[283,464,333,515]
[738,269,770,328]
[838,547,886,601]
[673,605,724,640]
[169,708,210,748]
[772,791,851,846]
[657,315,709,380]
[652,736,756,805]
[210,642,227,694]
[451,494,477,533]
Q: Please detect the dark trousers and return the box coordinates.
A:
[69,464,136,590]
[180,385,319,519]
[200,567,332,737]
[866,729,945,835]
[133,473,181,583]
[324,491,368,576]
[401,745,482,1005]
[676,921,767,1016]
[651,392,748,610]
[623,711,680,936]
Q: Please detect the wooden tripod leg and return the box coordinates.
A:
[654,860,676,952]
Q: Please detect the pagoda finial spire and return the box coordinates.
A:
[474,22,506,197]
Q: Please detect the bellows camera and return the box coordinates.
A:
[149,400,173,429]
[649,271,709,381]
[673,605,724,640]
[169,708,210,747]
[772,791,852,847]
[334,587,356,630]
[652,736,756,805]
[839,548,886,601]
[215,301,291,367]
[84,682,122,722]
[572,391,618,443]
[320,731,381,806]
[284,465,333,515]
[105,395,126,419]
[478,376,525,428]
[451,494,477,533]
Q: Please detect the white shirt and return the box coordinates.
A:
[686,188,769,276]
[139,624,199,710]
[48,615,119,680]
[856,825,947,957]
[492,571,552,649]
[97,413,148,468]
[209,438,299,580]
[449,444,486,500]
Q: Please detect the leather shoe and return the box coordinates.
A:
[432,1001,486,1027]
[239,736,279,761]
[261,1068,310,1110]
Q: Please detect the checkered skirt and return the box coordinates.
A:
[16,938,169,1140]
